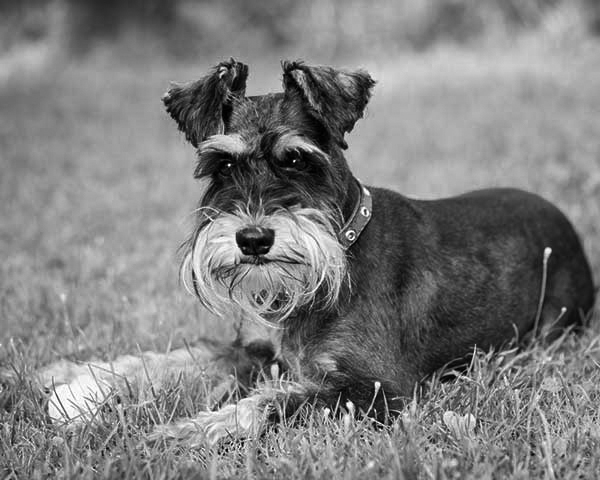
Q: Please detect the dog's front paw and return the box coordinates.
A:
[46,376,113,424]
[149,396,267,447]
[148,413,216,447]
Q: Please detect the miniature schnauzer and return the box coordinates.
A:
[45,59,595,445]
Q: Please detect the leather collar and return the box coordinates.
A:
[338,179,372,249]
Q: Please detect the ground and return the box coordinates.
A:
[1,39,599,479]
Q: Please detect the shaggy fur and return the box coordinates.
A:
[44,59,595,446]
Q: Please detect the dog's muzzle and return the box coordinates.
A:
[182,207,347,323]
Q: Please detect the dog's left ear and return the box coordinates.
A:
[162,59,248,148]
[282,60,375,149]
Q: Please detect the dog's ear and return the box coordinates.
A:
[282,60,375,149]
[162,59,248,148]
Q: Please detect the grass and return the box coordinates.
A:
[1,39,600,479]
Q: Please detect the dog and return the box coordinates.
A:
[44,59,595,445]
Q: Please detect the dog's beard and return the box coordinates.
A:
[181,206,347,324]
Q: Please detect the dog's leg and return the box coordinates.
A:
[41,337,277,426]
[149,392,273,446]
[41,344,218,424]
[148,355,311,446]
[148,368,397,446]
[149,376,316,446]
[210,339,279,399]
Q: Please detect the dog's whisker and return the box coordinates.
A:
[184,202,347,324]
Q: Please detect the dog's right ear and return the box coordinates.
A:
[162,59,248,148]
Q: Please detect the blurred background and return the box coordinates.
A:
[0,1,599,361]
[1,0,600,60]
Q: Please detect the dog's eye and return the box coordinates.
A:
[277,151,307,171]
[217,160,235,177]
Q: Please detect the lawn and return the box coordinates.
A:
[1,40,599,479]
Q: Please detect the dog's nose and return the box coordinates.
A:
[235,227,275,256]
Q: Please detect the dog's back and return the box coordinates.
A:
[420,187,594,333]
[347,186,595,384]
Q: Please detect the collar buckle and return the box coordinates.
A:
[338,179,372,249]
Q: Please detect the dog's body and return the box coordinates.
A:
[194,186,594,430]
[280,186,594,411]
[44,59,594,445]
[292,184,593,402]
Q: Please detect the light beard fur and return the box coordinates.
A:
[182,206,347,325]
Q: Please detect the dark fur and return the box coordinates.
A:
[163,59,248,147]
[163,59,595,421]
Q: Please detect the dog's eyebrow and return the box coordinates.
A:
[272,131,329,163]
[198,134,248,157]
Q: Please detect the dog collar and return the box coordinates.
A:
[338,180,372,249]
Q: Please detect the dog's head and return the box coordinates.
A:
[163,59,375,323]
